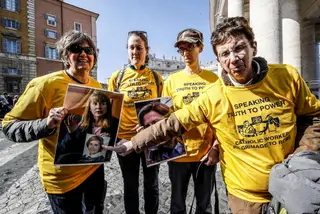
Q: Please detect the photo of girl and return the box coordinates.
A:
[54,85,123,165]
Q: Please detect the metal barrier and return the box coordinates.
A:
[306,80,320,99]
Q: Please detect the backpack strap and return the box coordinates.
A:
[115,67,161,97]
[151,70,161,97]
[115,68,126,92]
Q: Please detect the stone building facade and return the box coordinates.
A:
[209,0,320,84]
[0,0,99,95]
[35,0,99,78]
[0,0,37,95]
[119,54,185,82]
[148,54,185,79]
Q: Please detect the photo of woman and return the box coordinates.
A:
[80,135,109,163]
[54,85,123,165]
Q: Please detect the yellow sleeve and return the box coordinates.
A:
[174,91,211,131]
[294,70,320,116]
[155,71,164,96]
[162,77,171,97]
[2,83,47,127]
[107,70,120,91]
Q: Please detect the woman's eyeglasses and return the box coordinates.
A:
[128,31,148,38]
[69,45,95,55]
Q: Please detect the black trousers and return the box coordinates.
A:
[117,152,160,214]
[168,161,216,214]
[47,165,106,214]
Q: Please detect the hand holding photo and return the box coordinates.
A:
[103,139,133,157]
[54,84,123,166]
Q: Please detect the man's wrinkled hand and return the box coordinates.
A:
[131,124,144,133]
[103,139,134,156]
[201,139,219,166]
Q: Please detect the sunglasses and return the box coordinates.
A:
[69,45,95,55]
[128,30,148,38]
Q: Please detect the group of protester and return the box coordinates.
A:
[1,16,320,214]
[0,92,18,118]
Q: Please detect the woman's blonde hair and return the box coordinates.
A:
[81,90,112,129]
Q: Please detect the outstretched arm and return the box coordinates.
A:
[105,91,213,156]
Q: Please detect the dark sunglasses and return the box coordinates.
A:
[128,30,148,38]
[69,45,95,55]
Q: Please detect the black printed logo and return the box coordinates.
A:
[127,87,152,99]
[182,92,200,104]
[237,115,280,137]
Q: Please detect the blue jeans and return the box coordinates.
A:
[117,151,159,214]
[47,165,106,214]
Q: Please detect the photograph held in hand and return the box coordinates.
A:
[134,97,186,167]
[54,84,123,166]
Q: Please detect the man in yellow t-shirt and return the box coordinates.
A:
[163,28,219,214]
[108,17,320,214]
[2,31,105,214]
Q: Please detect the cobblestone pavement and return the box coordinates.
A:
[0,131,231,214]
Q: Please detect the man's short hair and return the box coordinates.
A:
[211,16,255,56]
[138,101,170,127]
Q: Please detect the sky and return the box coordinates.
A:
[65,0,217,83]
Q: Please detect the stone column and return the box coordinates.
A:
[250,0,281,64]
[316,24,320,80]
[282,0,301,73]
[228,0,244,17]
[301,21,316,81]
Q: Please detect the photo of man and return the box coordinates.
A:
[135,98,186,167]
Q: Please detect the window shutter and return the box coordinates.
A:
[45,13,48,20]
[0,0,6,9]
[2,18,6,27]
[15,0,20,12]
[16,40,21,54]
[2,38,7,52]
[45,46,49,58]
[16,21,20,29]
[44,29,48,37]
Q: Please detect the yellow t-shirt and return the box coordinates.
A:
[174,64,320,202]
[2,70,102,194]
[108,66,164,140]
[163,69,219,162]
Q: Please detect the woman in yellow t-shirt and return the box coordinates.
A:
[108,31,163,214]
[2,31,105,213]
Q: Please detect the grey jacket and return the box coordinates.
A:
[269,150,320,214]
[3,119,56,142]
